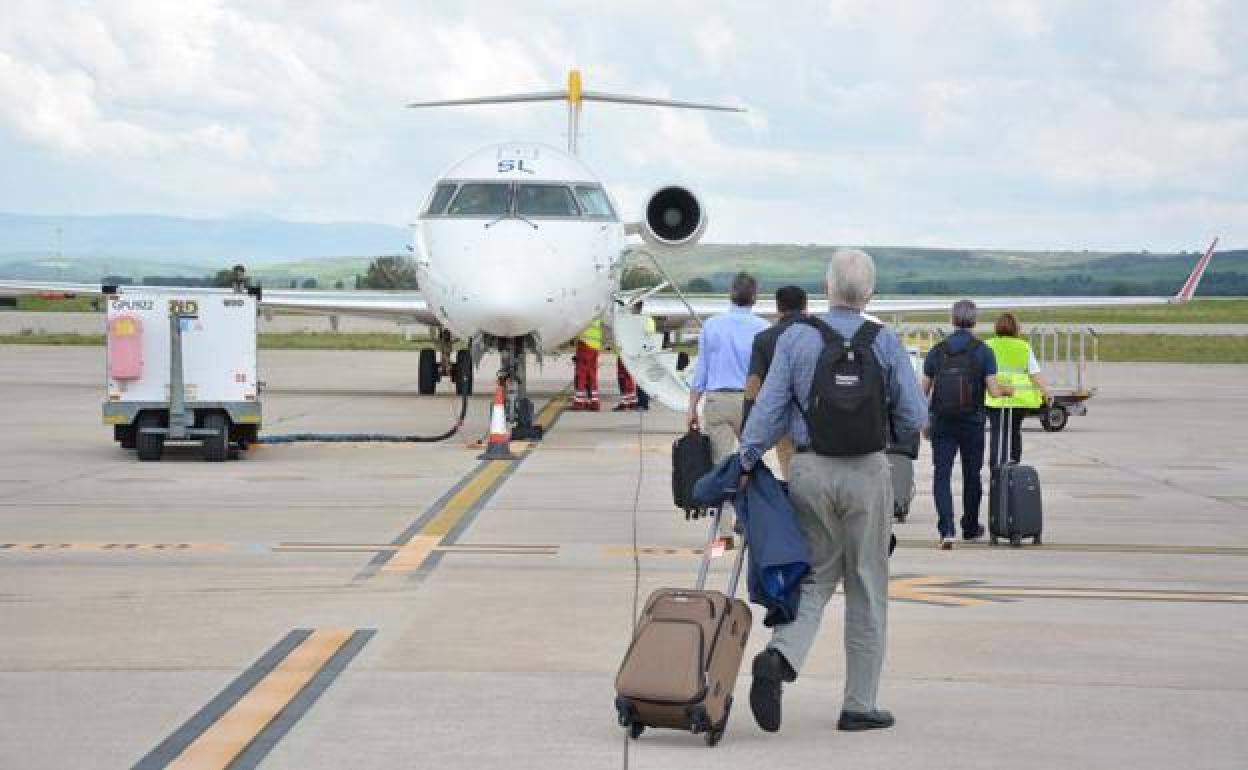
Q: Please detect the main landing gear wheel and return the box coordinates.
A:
[452,349,473,396]
[1040,404,1069,432]
[418,349,439,395]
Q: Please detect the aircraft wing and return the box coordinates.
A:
[0,280,441,326]
[639,237,1218,327]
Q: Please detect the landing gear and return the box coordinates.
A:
[498,337,543,441]
[452,349,473,396]
[418,349,439,395]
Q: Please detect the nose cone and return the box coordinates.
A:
[463,229,557,338]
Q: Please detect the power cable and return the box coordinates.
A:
[257,379,470,444]
[622,403,645,770]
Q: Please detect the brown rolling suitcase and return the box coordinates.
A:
[614,505,752,747]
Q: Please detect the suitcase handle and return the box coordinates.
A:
[694,502,748,598]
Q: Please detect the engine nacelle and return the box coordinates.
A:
[639,185,707,250]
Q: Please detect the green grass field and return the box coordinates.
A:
[4,330,1247,363]
[892,299,1248,324]
[6,295,103,312]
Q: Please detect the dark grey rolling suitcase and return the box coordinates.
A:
[614,506,751,747]
[988,407,1043,546]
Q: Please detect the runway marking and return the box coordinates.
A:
[0,542,226,552]
[892,539,1248,556]
[887,575,1248,607]
[276,542,558,556]
[356,391,568,581]
[133,628,373,770]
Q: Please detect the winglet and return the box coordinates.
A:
[1173,237,1218,303]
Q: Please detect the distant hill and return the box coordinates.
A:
[654,244,1248,296]
[0,212,1244,295]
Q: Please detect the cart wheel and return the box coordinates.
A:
[1033,534,1042,546]
[628,722,645,740]
[1010,534,1022,547]
[202,413,230,462]
[418,349,439,395]
[135,412,164,462]
[119,427,137,450]
[1040,404,1068,432]
[990,536,999,546]
[453,350,473,396]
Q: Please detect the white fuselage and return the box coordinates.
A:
[412,143,625,350]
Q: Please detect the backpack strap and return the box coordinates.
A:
[851,320,882,349]
[797,316,846,349]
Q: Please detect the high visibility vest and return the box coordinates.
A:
[985,336,1043,409]
[578,319,604,351]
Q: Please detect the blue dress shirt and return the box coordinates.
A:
[690,305,770,392]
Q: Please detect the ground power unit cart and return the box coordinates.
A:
[102,285,262,461]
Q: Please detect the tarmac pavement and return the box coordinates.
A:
[0,346,1245,769]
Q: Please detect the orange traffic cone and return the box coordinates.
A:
[478,380,516,460]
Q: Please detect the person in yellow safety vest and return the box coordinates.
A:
[985,312,1052,468]
[614,302,657,412]
[573,318,604,411]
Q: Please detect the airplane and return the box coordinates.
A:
[0,69,1221,438]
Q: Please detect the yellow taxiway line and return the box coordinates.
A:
[164,628,352,770]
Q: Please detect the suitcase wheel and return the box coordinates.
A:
[704,696,731,747]
[615,697,636,728]
[686,704,711,734]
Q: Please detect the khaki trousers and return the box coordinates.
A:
[702,391,744,536]
[768,451,893,713]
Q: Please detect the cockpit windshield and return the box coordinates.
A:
[574,186,615,219]
[425,183,456,216]
[447,183,511,217]
[516,184,579,217]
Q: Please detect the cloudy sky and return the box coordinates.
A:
[1,0,1244,250]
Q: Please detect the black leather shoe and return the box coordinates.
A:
[749,649,795,733]
[837,709,895,731]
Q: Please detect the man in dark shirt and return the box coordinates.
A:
[921,300,1012,549]
[743,286,807,477]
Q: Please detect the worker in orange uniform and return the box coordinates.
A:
[573,318,604,411]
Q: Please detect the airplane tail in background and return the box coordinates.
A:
[1173,237,1219,303]
[407,69,745,155]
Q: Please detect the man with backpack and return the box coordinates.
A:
[737,249,926,736]
[921,300,1014,549]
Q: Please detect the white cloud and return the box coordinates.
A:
[0,0,1244,249]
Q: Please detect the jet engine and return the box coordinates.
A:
[639,185,707,250]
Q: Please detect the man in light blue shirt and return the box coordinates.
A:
[738,249,926,737]
[687,272,769,546]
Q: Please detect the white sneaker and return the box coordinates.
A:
[939,537,954,551]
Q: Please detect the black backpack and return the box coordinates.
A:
[795,318,889,457]
[929,338,984,417]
